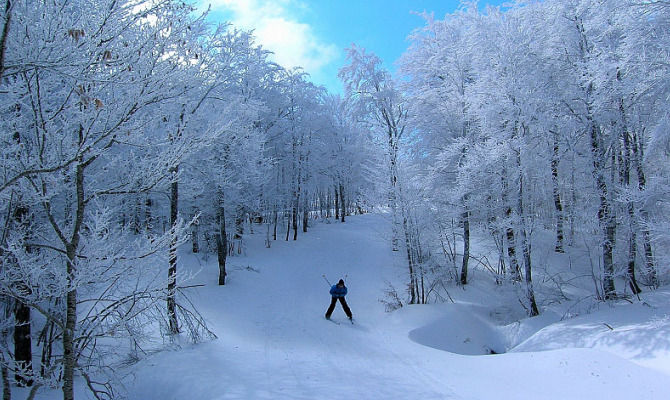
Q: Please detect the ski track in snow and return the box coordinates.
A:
[31,213,667,400]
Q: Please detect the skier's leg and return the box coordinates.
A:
[325,297,337,319]
[339,297,352,319]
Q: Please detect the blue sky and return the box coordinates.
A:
[198,1,506,93]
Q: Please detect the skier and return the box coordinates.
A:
[325,279,353,321]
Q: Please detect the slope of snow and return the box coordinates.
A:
[21,213,670,399]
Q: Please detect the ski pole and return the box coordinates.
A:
[322,274,331,286]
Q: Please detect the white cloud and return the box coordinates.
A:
[204,0,338,75]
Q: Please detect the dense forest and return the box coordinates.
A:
[1,1,669,399]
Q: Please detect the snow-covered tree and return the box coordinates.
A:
[0,1,214,397]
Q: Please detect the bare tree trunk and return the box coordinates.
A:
[339,184,345,223]
[302,195,308,233]
[460,209,470,285]
[517,149,539,316]
[334,185,339,221]
[191,212,199,254]
[1,352,9,400]
[234,206,244,240]
[10,202,33,386]
[272,207,277,241]
[145,196,153,232]
[285,209,290,241]
[620,114,642,295]
[216,204,227,286]
[39,319,56,380]
[402,215,417,304]
[167,165,179,334]
[522,233,539,316]
[292,203,298,241]
[632,131,656,287]
[550,129,565,253]
[63,161,86,400]
[575,18,616,299]
[14,300,32,386]
[590,122,616,299]
[502,171,521,281]
[0,0,13,81]
[1,290,11,400]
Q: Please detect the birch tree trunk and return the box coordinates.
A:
[550,129,565,253]
[502,170,521,281]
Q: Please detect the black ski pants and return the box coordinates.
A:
[326,296,352,319]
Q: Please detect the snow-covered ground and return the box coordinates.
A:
[25,213,670,399]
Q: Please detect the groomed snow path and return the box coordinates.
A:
[125,214,669,400]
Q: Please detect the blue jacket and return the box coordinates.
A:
[330,284,347,298]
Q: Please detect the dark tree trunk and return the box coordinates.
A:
[11,202,33,386]
[191,215,199,254]
[285,209,290,241]
[403,215,417,304]
[589,122,616,299]
[145,196,153,232]
[302,196,308,233]
[523,237,540,316]
[133,195,141,234]
[1,292,11,400]
[63,161,85,400]
[167,165,179,334]
[14,300,32,386]
[460,210,470,285]
[234,206,244,240]
[627,228,641,294]
[292,203,298,241]
[0,0,13,81]
[39,320,56,379]
[272,208,278,241]
[517,152,539,316]
[620,115,642,295]
[632,131,656,287]
[216,205,227,286]
[1,354,9,400]
[339,184,345,223]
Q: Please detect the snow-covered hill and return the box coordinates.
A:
[30,213,670,399]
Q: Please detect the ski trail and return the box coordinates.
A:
[121,213,670,400]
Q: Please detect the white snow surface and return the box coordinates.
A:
[27,214,670,399]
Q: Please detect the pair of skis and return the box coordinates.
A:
[326,317,354,325]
